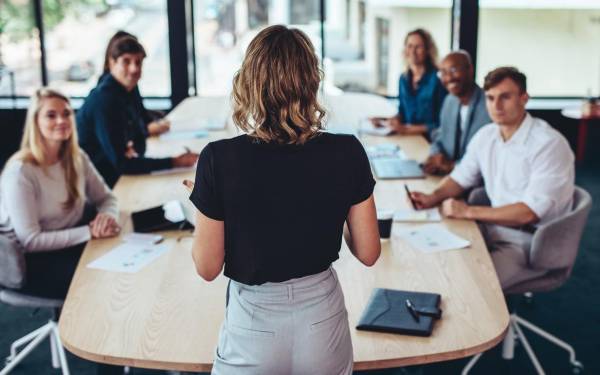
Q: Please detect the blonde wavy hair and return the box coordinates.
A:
[232,25,326,145]
[404,28,439,71]
[13,88,82,209]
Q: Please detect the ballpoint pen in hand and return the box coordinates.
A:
[404,184,418,210]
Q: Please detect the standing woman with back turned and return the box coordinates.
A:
[186,25,381,374]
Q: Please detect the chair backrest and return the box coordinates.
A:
[468,186,593,294]
[529,186,592,273]
[506,187,591,295]
[0,233,26,289]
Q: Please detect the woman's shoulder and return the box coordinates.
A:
[83,76,122,107]
[206,134,248,150]
[77,149,94,169]
[315,132,358,145]
[1,156,39,184]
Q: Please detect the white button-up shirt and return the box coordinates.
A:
[450,113,574,225]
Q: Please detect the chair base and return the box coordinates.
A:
[1,320,70,375]
[461,313,583,375]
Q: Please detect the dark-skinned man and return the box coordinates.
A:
[423,51,491,175]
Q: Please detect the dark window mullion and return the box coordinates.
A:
[33,0,48,86]
[167,0,192,107]
[452,0,479,76]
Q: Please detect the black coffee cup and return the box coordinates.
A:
[377,209,394,239]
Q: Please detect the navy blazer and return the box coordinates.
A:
[77,74,172,187]
[430,84,491,161]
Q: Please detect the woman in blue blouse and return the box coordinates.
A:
[372,28,447,138]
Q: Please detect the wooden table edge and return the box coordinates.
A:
[59,335,213,372]
[353,324,509,371]
[60,321,508,372]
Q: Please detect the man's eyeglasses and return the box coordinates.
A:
[437,66,464,79]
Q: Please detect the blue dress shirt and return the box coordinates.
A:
[398,69,447,136]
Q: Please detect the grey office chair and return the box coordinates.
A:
[0,235,71,375]
[461,186,592,375]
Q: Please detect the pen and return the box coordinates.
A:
[404,184,418,210]
[184,146,192,154]
[405,299,420,322]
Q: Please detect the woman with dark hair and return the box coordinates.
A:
[184,25,381,374]
[101,31,170,137]
[372,28,447,138]
[77,35,198,187]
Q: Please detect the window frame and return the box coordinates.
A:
[0,0,587,108]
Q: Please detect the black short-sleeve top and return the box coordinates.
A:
[189,133,375,285]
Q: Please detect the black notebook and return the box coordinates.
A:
[356,288,442,337]
[131,201,192,233]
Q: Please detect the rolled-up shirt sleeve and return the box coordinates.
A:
[449,132,482,189]
[521,137,575,220]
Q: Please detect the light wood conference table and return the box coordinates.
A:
[59,100,509,372]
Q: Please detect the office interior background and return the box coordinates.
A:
[1,0,599,374]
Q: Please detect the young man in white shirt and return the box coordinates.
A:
[410,66,575,290]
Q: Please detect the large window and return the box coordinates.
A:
[477,0,600,97]
[193,0,322,96]
[42,0,171,97]
[0,0,42,97]
[5,0,597,102]
[323,0,452,96]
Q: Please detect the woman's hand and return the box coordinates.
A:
[89,213,120,239]
[147,118,171,136]
[183,179,195,193]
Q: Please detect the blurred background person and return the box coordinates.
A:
[371,28,447,138]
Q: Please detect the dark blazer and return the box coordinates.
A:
[430,84,491,161]
[77,74,172,187]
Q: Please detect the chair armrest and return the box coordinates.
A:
[529,199,591,270]
[467,187,491,206]
[0,234,26,289]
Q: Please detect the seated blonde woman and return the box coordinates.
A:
[0,88,119,299]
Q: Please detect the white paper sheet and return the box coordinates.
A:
[394,208,442,222]
[150,166,195,176]
[168,118,227,131]
[123,233,164,245]
[87,242,171,273]
[159,129,209,141]
[358,119,393,136]
[398,224,470,253]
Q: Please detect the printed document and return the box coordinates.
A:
[398,224,470,253]
[87,242,171,273]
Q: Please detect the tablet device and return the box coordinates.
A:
[371,158,425,179]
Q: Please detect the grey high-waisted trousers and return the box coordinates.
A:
[211,267,353,375]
